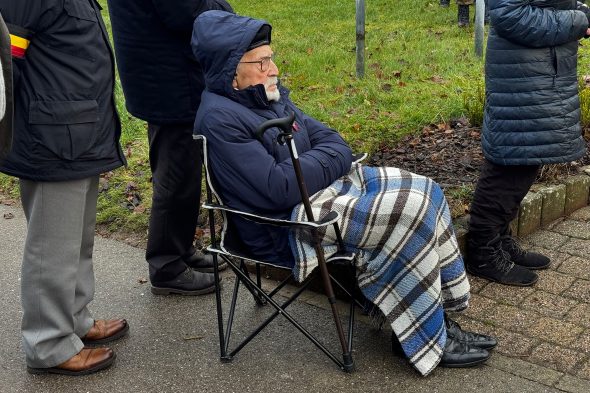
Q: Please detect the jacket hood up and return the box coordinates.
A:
[191,11,273,107]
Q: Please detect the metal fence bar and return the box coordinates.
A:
[474,0,485,57]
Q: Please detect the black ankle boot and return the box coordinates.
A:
[467,234,538,286]
[500,232,551,270]
[445,315,497,350]
[440,0,450,7]
[458,5,470,27]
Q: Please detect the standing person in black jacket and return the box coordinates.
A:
[0,0,128,376]
[467,0,590,286]
[107,0,233,296]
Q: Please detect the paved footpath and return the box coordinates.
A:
[1,203,590,393]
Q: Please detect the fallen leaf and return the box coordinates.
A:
[3,213,14,219]
[138,277,148,284]
[183,335,205,341]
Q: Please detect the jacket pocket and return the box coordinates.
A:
[29,100,99,161]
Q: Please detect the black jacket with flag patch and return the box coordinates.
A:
[0,0,126,181]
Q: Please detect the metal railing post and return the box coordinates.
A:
[474,0,485,57]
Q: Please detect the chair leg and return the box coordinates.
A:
[222,265,242,360]
[223,266,354,371]
[236,260,266,306]
[212,255,226,360]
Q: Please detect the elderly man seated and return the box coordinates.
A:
[191,10,496,376]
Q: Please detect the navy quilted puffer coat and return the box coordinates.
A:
[483,0,589,165]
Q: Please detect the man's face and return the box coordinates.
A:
[233,45,280,101]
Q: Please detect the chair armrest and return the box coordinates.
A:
[352,152,368,164]
[203,203,339,228]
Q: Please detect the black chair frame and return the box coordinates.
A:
[195,114,365,372]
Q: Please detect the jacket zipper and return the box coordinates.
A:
[550,47,557,87]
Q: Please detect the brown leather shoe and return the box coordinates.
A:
[27,347,115,376]
[82,319,129,345]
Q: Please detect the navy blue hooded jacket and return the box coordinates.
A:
[483,0,588,165]
[192,11,353,266]
[107,0,233,125]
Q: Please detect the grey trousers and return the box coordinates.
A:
[20,176,98,368]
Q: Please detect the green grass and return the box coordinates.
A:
[3,0,590,235]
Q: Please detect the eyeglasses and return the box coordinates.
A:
[239,54,275,72]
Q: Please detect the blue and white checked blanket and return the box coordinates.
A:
[289,163,470,376]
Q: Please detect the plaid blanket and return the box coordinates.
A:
[289,163,470,376]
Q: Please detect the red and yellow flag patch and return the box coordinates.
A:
[10,34,30,59]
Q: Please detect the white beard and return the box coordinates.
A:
[265,88,281,102]
[264,76,280,102]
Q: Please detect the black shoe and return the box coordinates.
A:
[440,0,450,7]
[467,235,538,286]
[458,5,470,27]
[445,316,497,350]
[151,268,216,296]
[184,247,227,273]
[440,336,490,368]
[500,235,551,270]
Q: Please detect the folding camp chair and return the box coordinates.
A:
[194,112,366,372]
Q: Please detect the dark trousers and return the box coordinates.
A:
[146,123,202,282]
[468,159,540,245]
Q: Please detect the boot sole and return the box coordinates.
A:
[150,283,217,296]
[465,266,538,287]
[27,353,116,376]
[82,324,130,346]
[516,261,551,271]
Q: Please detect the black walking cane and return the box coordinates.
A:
[256,112,354,372]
